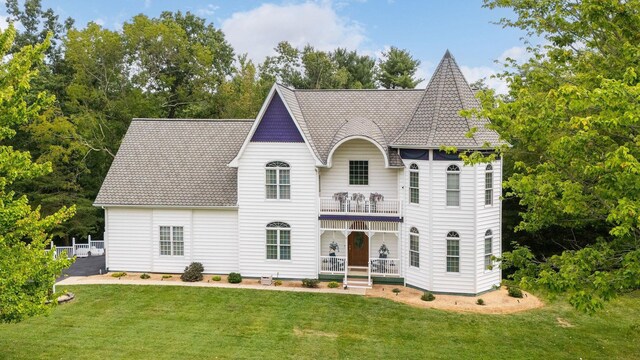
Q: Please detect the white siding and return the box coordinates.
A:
[106,208,153,272]
[192,209,239,274]
[237,142,318,279]
[475,160,502,292]
[320,139,399,199]
[151,209,192,273]
[320,231,347,257]
[370,232,399,260]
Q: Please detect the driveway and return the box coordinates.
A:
[57,255,106,282]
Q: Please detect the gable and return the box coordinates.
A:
[251,93,304,142]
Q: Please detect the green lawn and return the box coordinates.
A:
[1,285,639,359]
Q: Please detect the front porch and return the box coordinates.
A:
[319,220,402,288]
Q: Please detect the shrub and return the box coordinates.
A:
[228,272,242,283]
[421,292,435,301]
[181,262,205,282]
[274,280,283,286]
[211,275,221,281]
[111,272,127,278]
[392,288,401,295]
[140,273,150,279]
[508,286,523,298]
[162,275,172,279]
[327,281,340,289]
[476,298,485,305]
[301,278,320,288]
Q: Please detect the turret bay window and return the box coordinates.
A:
[266,161,290,199]
[485,164,493,206]
[266,222,291,260]
[446,165,461,206]
[446,231,460,272]
[409,227,420,267]
[409,163,419,204]
[160,226,184,256]
[484,229,493,270]
[349,160,369,185]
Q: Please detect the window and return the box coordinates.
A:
[266,222,291,260]
[446,231,460,272]
[485,164,493,206]
[446,164,460,206]
[409,163,419,204]
[409,227,420,267]
[160,226,184,256]
[349,160,369,185]
[484,229,493,270]
[266,161,290,199]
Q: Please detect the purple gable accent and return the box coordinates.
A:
[251,93,304,142]
[400,149,429,160]
[318,215,403,223]
[433,150,499,160]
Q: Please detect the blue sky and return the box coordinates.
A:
[3,1,531,91]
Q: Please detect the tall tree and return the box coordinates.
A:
[216,55,271,119]
[377,46,422,89]
[0,26,74,323]
[472,0,640,312]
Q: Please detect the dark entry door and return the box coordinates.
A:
[348,231,369,266]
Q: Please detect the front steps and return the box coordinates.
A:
[344,266,371,289]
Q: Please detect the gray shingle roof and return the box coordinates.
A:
[94,119,253,207]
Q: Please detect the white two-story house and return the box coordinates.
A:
[94,51,503,294]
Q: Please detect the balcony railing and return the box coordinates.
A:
[319,256,346,274]
[369,258,400,276]
[319,198,401,216]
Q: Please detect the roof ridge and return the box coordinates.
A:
[132,118,254,122]
[292,88,424,92]
[428,57,449,146]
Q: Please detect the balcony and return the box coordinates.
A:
[319,198,402,217]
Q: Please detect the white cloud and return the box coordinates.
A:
[221,2,366,62]
[94,18,105,26]
[499,46,530,63]
[197,4,219,17]
[460,65,509,94]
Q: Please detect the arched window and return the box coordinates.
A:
[409,227,420,267]
[446,165,460,206]
[266,161,290,199]
[446,231,460,272]
[266,222,291,260]
[484,229,493,270]
[485,164,493,206]
[409,164,419,204]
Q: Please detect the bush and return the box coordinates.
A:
[162,275,172,279]
[421,292,435,301]
[274,280,283,286]
[140,273,150,279]
[211,275,221,281]
[228,272,242,283]
[392,288,401,295]
[111,272,127,278]
[181,262,205,282]
[327,281,340,289]
[301,278,320,288]
[476,298,485,305]
[508,286,523,298]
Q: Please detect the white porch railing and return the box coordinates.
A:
[369,258,400,276]
[320,256,346,274]
[319,198,401,216]
[49,235,105,258]
[52,246,74,258]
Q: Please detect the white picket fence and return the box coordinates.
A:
[49,235,105,258]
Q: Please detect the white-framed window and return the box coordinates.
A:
[446,231,460,272]
[266,161,290,199]
[485,164,493,206]
[484,229,493,270]
[409,163,419,204]
[159,226,184,256]
[349,160,369,185]
[409,227,420,267]
[266,222,291,260]
[446,164,461,206]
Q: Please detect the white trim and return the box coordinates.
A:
[326,135,392,168]
[228,84,322,167]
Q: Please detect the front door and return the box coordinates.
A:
[348,231,369,266]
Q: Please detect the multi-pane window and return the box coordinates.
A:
[349,160,369,185]
[446,231,460,272]
[446,164,461,206]
[484,229,493,270]
[266,222,291,260]
[266,161,290,199]
[409,163,419,204]
[485,164,493,206]
[160,226,184,256]
[409,227,420,267]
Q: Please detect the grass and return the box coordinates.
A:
[1,286,639,359]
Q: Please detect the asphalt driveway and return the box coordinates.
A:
[57,255,106,282]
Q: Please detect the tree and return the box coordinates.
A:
[0,26,74,323]
[216,55,271,118]
[472,0,640,312]
[377,46,422,89]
